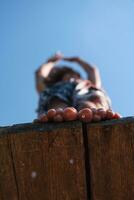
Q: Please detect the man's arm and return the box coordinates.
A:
[35,53,63,93]
[64,57,102,88]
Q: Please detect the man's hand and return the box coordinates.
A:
[63,56,80,62]
[63,56,90,68]
[47,52,64,63]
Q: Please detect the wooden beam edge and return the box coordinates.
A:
[0,117,134,136]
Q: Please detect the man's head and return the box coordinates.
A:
[61,67,81,81]
[45,66,81,85]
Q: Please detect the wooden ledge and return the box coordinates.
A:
[0,116,134,134]
[0,117,134,200]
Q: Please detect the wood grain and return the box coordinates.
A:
[1,117,134,200]
[0,134,18,200]
[7,121,87,200]
[87,117,134,200]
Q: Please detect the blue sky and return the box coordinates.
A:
[0,0,134,126]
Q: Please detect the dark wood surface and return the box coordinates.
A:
[0,134,18,200]
[0,117,134,200]
[87,117,134,200]
[0,121,87,200]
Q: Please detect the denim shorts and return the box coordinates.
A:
[37,81,76,116]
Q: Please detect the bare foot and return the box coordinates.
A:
[37,107,78,122]
[96,109,122,121]
[78,107,103,122]
[35,108,121,123]
[51,107,78,122]
[78,107,121,123]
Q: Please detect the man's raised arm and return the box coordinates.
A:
[64,57,102,88]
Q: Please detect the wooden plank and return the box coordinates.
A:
[0,134,18,200]
[9,122,87,200]
[87,117,134,200]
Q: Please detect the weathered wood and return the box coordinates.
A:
[87,117,134,200]
[0,117,134,200]
[0,134,18,200]
[0,122,87,200]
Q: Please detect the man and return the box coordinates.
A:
[35,53,121,122]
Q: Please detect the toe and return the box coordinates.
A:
[106,109,115,119]
[97,108,106,120]
[38,114,48,122]
[47,109,57,120]
[56,108,64,114]
[63,107,78,121]
[53,114,64,122]
[78,108,93,122]
[91,108,102,122]
[53,108,64,122]
[113,112,122,119]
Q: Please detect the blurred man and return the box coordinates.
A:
[35,53,121,122]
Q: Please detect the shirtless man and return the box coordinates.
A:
[35,53,121,122]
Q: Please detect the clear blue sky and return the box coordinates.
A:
[0,0,134,126]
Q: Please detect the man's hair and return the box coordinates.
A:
[45,66,81,86]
